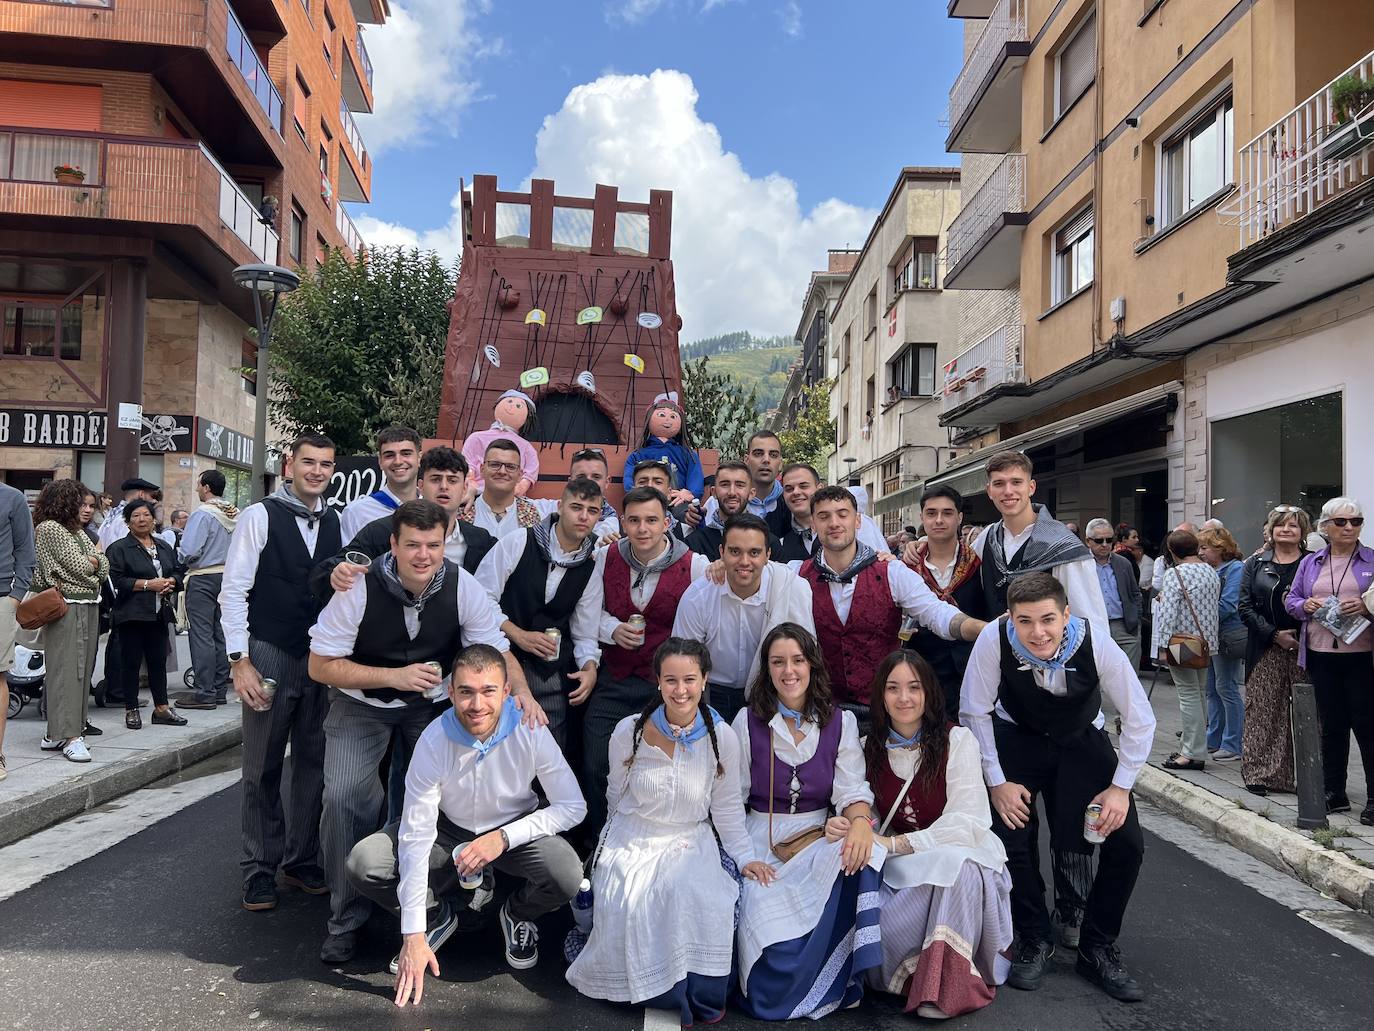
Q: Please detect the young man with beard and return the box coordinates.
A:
[308,500,518,965]
[960,572,1154,1002]
[221,434,343,914]
[582,486,710,831]
[476,477,605,750]
[800,486,984,729]
[672,512,814,723]
[172,470,239,709]
[683,460,781,560]
[774,462,889,561]
[466,439,540,539]
[340,426,422,541]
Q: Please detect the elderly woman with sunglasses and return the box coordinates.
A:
[1285,498,1374,824]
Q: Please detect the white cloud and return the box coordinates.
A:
[778,0,801,37]
[359,69,875,338]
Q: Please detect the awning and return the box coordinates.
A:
[873,481,925,516]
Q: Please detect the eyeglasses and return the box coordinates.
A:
[484,460,520,473]
[572,448,605,461]
[1088,537,1115,545]
[1327,517,1365,528]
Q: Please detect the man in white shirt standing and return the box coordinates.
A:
[308,499,524,965]
[347,643,585,1003]
[960,571,1154,1004]
[531,448,621,542]
[466,438,540,539]
[339,426,421,542]
[672,512,814,723]
[773,462,888,562]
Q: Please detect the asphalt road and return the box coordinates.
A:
[1,775,1372,1031]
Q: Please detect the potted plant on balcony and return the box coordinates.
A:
[53,163,85,186]
[1321,72,1374,163]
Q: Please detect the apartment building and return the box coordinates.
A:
[771,249,857,434]
[827,167,963,535]
[929,0,1374,551]
[0,0,385,509]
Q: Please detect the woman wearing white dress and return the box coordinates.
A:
[732,622,883,1019]
[860,649,1012,1020]
[566,637,774,1026]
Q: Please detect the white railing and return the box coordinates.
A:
[946,152,1025,272]
[336,202,365,255]
[202,143,279,263]
[947,0,1026,132]
[339,100,368,171]
[1232,49,1374,248]
[940,322,1024,415]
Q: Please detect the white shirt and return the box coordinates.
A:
[397,718,586,934]
[973,524,1110,641]
[474,529,602,668]
[339,484,406,543]
[922,547,959,590]
[473,494,524,539]
[958,620,1157,791]
[308,566,510,708]
[97,502,129,551]
[671,563,815,689]
[815,556,964,638]
[156,528,177,550]
[219,499,326,655]
[787,514,886,556]
[532,497,620,542]
[730,707,873,815]
[593,543,711,643]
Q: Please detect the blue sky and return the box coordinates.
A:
[355,0,966,337]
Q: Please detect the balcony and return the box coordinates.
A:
[944,153,1027,290]
[335,202,365,257]
[349,0,387,24]
[342,28,375,112]
[338,101,369,202]
[939,322,1025,423]
[945,0,1029,154]
[225,2,284,138]
[948,0,997,16]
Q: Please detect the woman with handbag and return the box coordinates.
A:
[861,649,1011,1020]
[106,500,186,730]
[565,637,771,1027]
[29,480,107,763]
[731,622,882,1018]
[1154,530,1220,771]
[1199,527,1248,761]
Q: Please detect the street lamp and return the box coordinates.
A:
[233,262,299,501]
[843,456,858,484]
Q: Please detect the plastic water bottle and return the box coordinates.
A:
[571,878,594,932]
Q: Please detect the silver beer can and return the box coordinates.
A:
[1083,802,1106,844]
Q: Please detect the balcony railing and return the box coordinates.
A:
[355,29,374,90]
[339,100,368,171]
[940,322,1024,415]
[335,202,365,256]
[1231,48,1374,248]
[30,0,112,6]
[947,153,1025,272]
[947,0,1026,133]
[201,143,279,263]
[226,3,284,136]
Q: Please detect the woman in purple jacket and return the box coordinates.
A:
[1285,497,1374,824]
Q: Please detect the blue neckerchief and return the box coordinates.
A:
[1005,615,1086,673]
[887,726,925,749]
[649,704,720,751]
[747,479,783,516]
[440,697,520,762]
[777,701,808,727]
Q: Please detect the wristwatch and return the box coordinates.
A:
[229,651,246,664]
[498,828,510,851]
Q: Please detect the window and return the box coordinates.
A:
[293,75,310,143]
[1052,205,1093,304]
[319,142,329,177]
[887,343,937,398]
[841,327,851,370]
[289,203,305,261]
[865,287,878,338]
[1054,9,1096,119]
[890,238,939,300]
[316,234,328,267]
[1,299,82,360]
[1160,93,1234,229]
[323,6,336,72]
[840,404,850,445]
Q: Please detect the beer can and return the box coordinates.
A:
[1083,803,1106,844]
[453,846,484,890]
[425,661,442,675]
[256,677,278,711]
[626,614,646,634]
[544,628,562,648]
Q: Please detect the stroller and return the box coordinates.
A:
[6,644,46,719]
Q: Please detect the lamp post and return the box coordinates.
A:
[843,456,858,485]
[233,262,299,501]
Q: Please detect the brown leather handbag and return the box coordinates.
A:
[17,575,67,631]
[767,733,825,862]
[1165,567,1211,670]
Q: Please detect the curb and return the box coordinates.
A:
[0,721,243,850]
[1135,764,1374,917]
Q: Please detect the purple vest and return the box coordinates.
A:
[746,710,842,815]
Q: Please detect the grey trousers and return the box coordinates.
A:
[1109,618,1142,672]
[45,604,99,742]
[525,662,570,750]
[346,813,583,924]
[240,639,329,883]
[185,573,229,700]
[322,692,437,935]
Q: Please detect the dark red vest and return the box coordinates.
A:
[800,560,902,705]
[602,546,695,682]
[872,745,949,833]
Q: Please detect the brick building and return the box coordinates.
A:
[0,0,385,510]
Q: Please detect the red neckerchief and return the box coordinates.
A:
[907,538,980,603]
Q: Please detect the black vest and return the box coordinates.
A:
[909,572,986,722]
[499,529,596,677]
[247,498,341,657]
[353,561,463,704]
[995,617,1102,744]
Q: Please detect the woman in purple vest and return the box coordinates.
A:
[861,650,1012,1019]
[731,622,882,1018]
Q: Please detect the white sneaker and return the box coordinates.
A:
[40,736,63,751]
[61,738,92,763]
[1213,750,1241,762]
[916,1002,950,1019]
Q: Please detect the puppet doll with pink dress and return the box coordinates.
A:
[461,389,540,495]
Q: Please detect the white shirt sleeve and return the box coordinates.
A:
[671,579,713,642]
[604,719,633,814]
[397,730,447,934]
[1091,630,1158,790]
[689,553,710,580]
[886,559,964,639]
[832,710,875,812]
[958,621,1008,787]
[474,531,525,612]
[1057,556,1111,642]
[572,558,604,668]
[503,727,588,848]
[593,549,623,644]
[219,504,268,656]
[708,728,757,866]
[779,571,816,636]
[857,515,887,553]
[307,577,368,658]
[895,728,998,854]
[455,568,511,651]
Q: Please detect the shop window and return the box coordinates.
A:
[1160,92,1234,229]
[1053,8,1096,119]
[1,299,82,360]
[1052,204,1093,305]
[887,343,937,398]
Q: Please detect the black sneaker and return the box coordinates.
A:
[320,931,357,965]
[242,872,278,911]
[1327,792,1352,814]
[1052,907,1082,950]
[1360,805,1373,827]
[83,721,103,736]
[1076,944,1145,1002]
[281,865,328,894]
[172,692,217,711]
[1008,938,1054,991]
[499,900,538,970]
[389,900,461,975]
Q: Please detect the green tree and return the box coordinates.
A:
[778,378,836,473]
[681,356,761,461]
[269,246,457,454]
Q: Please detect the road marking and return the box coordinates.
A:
[0,768,241,903]
[642,1005,679,1031]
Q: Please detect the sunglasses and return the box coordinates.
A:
[572,448,606,462]
[1327,517,1364,528]
[1088,537,1115,545]
[1269,505,1303,515]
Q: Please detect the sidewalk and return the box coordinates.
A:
[0,633,243,849]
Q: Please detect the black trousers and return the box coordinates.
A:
[990,718,1144,950]
[116,620,168,709]
[707,682,746,726]
[1307,649,1374,797]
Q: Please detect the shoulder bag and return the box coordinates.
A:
[767,731,825,862]
[17,571,67,631]
[1166,566,1211,669]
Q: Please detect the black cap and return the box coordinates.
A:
[120,477,160,492]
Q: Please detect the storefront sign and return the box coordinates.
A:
[0,407,193,453]
[196,418,255,468]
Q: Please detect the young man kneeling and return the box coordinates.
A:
[347,643,586,1006]
[959,571,1156,1002]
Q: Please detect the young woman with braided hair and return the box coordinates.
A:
[861,650,1012,1019]
[565,637,774,1027]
